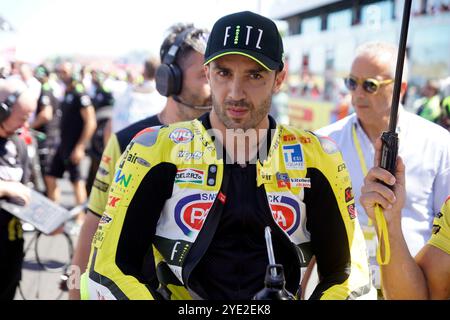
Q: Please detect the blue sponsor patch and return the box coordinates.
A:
[282,144,304,170]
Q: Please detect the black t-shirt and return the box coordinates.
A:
[59,84,92,155]
[36,83,61,141]
[189,113,298,299]
[0,135,29,240]
[92,85,114,111]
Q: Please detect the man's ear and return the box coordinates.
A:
[273,67,287,94]
[204,65,211,83]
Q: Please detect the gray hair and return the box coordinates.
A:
[355,41,408,81]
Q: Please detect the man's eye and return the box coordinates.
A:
[218,70,229,77]
[250,73,262,80]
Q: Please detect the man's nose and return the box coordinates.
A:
[228,76,246,101]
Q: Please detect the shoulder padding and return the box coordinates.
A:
[132,125,162,147]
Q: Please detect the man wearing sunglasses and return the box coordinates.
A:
[312,41,450,298]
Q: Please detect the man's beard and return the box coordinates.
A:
[212,93,272,131]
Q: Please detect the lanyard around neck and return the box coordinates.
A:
[352,122,391,265]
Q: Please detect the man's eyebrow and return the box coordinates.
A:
[246,67,267,74]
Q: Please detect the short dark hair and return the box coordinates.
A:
[159,23,208,70]
[143,56,160,80]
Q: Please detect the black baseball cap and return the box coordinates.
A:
[204,11,284,71]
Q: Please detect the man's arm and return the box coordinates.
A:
[70,104,97,165]
[416,245,450,299]
[30,105,53,129]
[69,134,121,299]
[82,128,174,299]
[417,197,450,299]
[0,180,30,205]
[360,138,428,299]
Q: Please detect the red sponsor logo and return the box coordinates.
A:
[345,187,354,203]
[347,204,357,219]
[108,196,120,208]
[299,137,311,144]
[270,204,295,232]
[283,135,296,142]
[102,155,112,165]
[218,192,226,204]
[183,202,213,231]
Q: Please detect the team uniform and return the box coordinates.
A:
[316,108,450,288]
[82,113,371,300]
[428,196,450,255]
[48,83,92,182]
[88,115,162,216]
[86,83,115,194]
[0,135,29,299]
[35,82,61,174]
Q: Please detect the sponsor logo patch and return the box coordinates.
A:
[99,213,113,225]
[347,204,357,219]
[175,168,204,185]
[432,224,441,235]
[282,144,304,170]
[177,150,203,161]
[268,195,301,235]
[299,136,311,144]
[276,172,311,188]
[93,178,109,192]
[175,193,216,236]
[136,157,150,167]
[114,169,132,187]
[101,155,112,165]
[107,196,120,208]
[338,163,346,172]
[169,128,194,144]
[97,166,109,176]
[345,187,354,202]
[283,134,296,142]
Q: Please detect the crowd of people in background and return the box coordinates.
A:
[0,10,449,301]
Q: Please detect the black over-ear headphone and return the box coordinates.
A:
[156,27,196,97]
[0,91,21,123]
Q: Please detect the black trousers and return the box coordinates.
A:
[0,237,24,300]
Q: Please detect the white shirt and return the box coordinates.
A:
[111,80,166,133]
[316,108,450,286]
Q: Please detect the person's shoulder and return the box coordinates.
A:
[116,115,163,152]
[280,124,339,155]
[403,111,450,139]
[315,114,355,137]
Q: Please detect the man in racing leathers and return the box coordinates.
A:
[82,11,371,300]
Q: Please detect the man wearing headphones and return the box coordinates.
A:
[68,23,211,299]
[0,78,37,299]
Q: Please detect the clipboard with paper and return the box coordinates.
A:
[0,187,75,235]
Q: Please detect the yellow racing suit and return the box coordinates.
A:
[428,196,450,255]
[82,114,371,300]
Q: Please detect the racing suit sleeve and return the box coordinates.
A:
[87,134,122,217]
[428,197,450,255]
[305,136,371,300]
[85,128,176,299]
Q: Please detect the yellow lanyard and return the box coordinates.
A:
[352,124,391,265]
